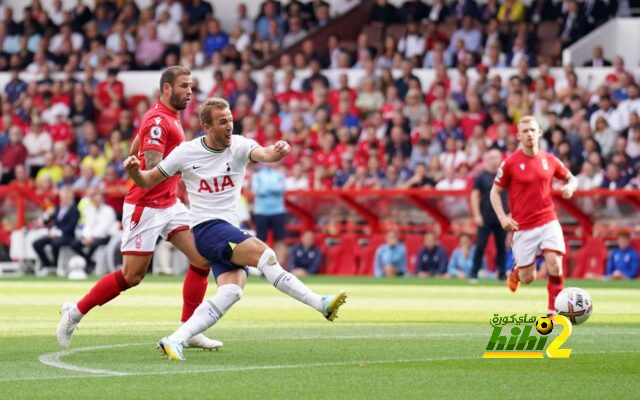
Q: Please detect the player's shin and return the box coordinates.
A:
[256,248,323,313]
[181,265,209,322]
[547,273,564,313]
[76,270,131,316]
[169,284,242,342]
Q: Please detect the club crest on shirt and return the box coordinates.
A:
[541,158,549,170]
[519,163,525,170]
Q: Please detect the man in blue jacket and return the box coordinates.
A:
[33,187,79,269]
[251,163,287,262]
[374,230,407,278]
[607,231,639,279]
[416,231,448,277]
[288,230,323,277]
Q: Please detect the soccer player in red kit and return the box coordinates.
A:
[490,116,578,316]
[57,67,221,350]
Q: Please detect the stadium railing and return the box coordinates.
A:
[2,186,639,276]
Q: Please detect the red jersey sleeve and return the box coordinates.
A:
[552,156,570,181]
[139,116,170,154]
[494,159,511,188]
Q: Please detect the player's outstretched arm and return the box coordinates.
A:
[123,155,167,189]
[250,140,291,163]
[490,184,519,231]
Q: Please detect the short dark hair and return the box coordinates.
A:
[159,66,191,93]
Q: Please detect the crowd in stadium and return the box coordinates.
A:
[0,0,639,278]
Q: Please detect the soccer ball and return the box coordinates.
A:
[536,316,554,335]
[554,287,593,325]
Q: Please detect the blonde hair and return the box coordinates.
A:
[517,115,539,130]
[198,97,230,126]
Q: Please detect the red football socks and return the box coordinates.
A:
[181,265,209,322]
[77,270,131,314]
[547,273,564,311]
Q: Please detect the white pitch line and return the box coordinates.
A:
[38,343,143,376]
[24,334,640,384]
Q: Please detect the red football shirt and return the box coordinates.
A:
[124,100,185,208]
[493,149,569,230]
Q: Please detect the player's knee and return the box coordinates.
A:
[123,269,146,286]
[189,257,209,270]
[257,247,278,270]
[520,273,535,284]
[218,283,243,303]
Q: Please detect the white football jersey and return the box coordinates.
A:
[157,135,259,228]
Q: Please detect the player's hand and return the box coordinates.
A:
[500,216,519,231]
[474,215,483,227]
[273,140,291,159]
[560,183,575,199]
[123,155,141,174]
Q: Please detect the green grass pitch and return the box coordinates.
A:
[1,276,639,399]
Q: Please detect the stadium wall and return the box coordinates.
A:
[563,18,640,67]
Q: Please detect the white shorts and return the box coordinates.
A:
[120,201,190,255]
[512,220,565,268]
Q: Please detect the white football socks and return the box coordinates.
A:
[169,284,243,343]
[70,304,84,323]
[257,248,323,313]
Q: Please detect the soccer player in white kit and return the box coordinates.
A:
[124,98,347,360]
[490,116,578,316]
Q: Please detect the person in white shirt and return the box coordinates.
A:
[156,10,183,46]
[617,85,640,129]
[155,0,183,24]
[69,189,117,271]
[124,97,347,361]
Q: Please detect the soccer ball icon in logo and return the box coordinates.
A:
[554,287,593,324]
[536,316,554,335]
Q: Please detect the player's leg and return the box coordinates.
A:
[470,225,490,280]
[541,220,566,316]
[232,236,347,321]
[493,224,508,280]
[508,227,539,291]
[56,254,151,348]
[56,204,156,348]
[159,268,246,360]
[168,229,210,321]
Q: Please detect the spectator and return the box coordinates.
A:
[559,0,587,45]
[70,189,116,272]
[583,45,612,67]
[447,233,477,278]
[32,187,80,270]
[470,149,507,281]
[374,230,407,277]
[399,162,435,188]
[0,126,27,184]
[370,0,398,25]
[606,231,639,279]
[156,10,182,47]
[251,163,288,263]
[94,68,124,110]
[426,0,449,23]
[23,116,53,174]
[283,17,307,47]
[81,142,108,177]
[35,152,63,185]
[590,95,623,133]
[288,230,323,277]
[593,116,618,159]
[416,231,448,277]
[577,161,604,189]
[135,22,165,69]
[497,0,525,23]
[73,164,102,191]
[447,15,482,55]
[156,0,183,24]
[5,68,27,104]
